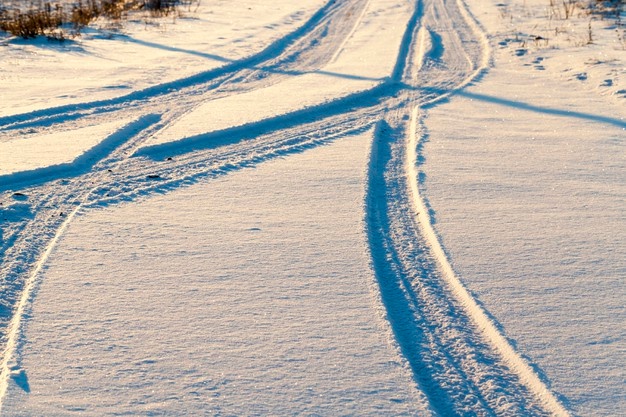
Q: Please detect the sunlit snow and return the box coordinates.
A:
[0,0,623,415]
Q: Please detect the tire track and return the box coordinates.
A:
[0,0,343,131]
[364,0,570,415]
[0,0,398,409]
[0,0,572,415]
[0,0,368,139]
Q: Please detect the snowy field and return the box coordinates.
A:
[3,132,431,416]
[0,0,328,116]
[0,0,624,415]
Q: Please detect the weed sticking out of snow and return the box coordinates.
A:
[0,0,195,40]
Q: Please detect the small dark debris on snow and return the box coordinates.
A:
[166,157,173,161]
[107,169,113,173]
[59,212,65,217]
[147,174,161,179]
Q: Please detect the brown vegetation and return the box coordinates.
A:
[0,0,189,39]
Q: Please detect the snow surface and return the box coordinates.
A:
[3,132,431,416]
[0,0,327,117]
[142,0,412,149]
[0,0,624,415]
[420,0,626,415]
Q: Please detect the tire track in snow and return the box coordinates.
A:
[368,114,548,417]
[328,0,372,64]
[0,114,165,413]
[0,0,573,414]
[0,199,83,409]
[0,0,341,131]
[0,0,365,137]
[0,0,369,287]
[364,0,570,415]
[0,115,161,193]
[0,0,395,407]
[407,105,569,416]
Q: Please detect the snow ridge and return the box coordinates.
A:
[408,106,569,417]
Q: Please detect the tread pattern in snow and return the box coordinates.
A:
[0,0,571,415]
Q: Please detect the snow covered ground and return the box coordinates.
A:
[0,0,624,415]
[3,132,432,416]
[0,0,327,116]
[420,1,626,415]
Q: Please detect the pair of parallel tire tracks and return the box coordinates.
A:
[0,0,570,415]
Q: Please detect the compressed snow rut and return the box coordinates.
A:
[0,0,571,415]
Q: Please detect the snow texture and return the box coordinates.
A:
[0,0,624,415]
[3,133,430,416]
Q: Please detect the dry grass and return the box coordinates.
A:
[0,0,193,39]
[0,6,64,38]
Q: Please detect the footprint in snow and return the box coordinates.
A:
[514,48,527,57]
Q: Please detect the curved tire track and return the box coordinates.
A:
[0,0,572,415]
[365,0,570,415]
